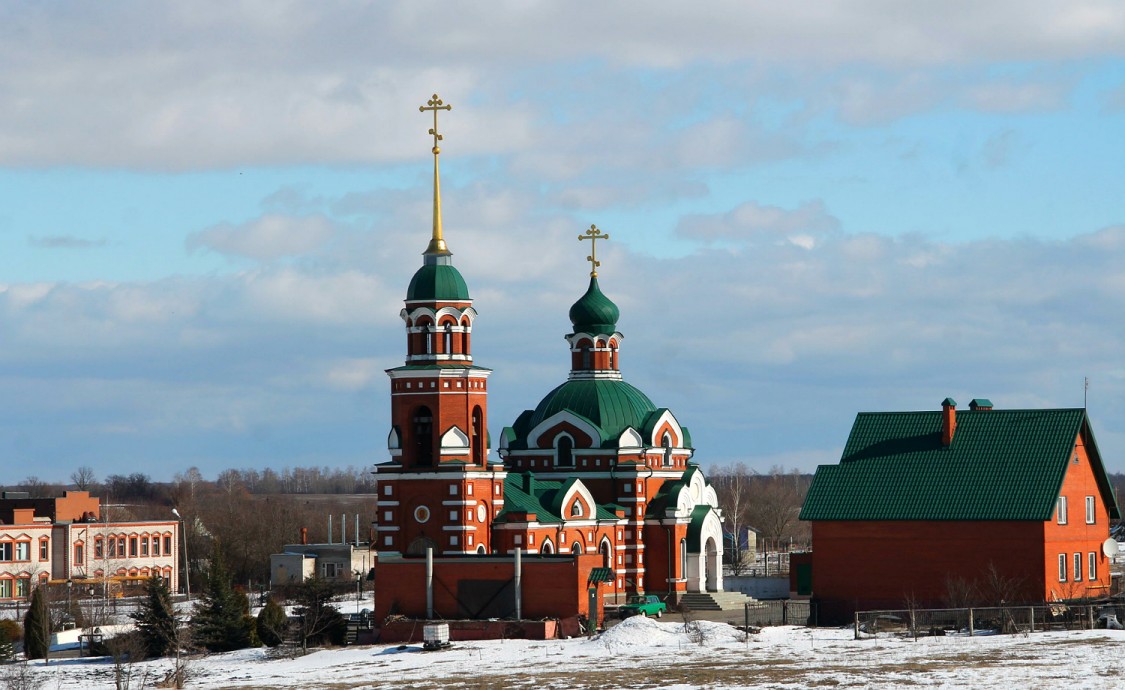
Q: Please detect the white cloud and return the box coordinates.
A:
[678,200,841,247]
[187,214,336,260]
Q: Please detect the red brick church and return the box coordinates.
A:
[370,96,725,625]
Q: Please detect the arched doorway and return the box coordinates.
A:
[406,536,437,557]
[704,537,719,592]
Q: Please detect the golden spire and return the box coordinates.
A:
[579,224,609,277]
[419,94,452,255]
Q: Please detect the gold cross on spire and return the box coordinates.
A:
[419,94,453,255]
[420,94,452,154]
[579,224,610,277]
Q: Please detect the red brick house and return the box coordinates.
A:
[799,398,1120,622]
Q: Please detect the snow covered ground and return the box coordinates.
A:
[7,616,1122,689]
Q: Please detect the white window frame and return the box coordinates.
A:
[1089,552,1098,581]
[1074,553,1083,581]
[1056,496,1068,525]
[1058,553,1067,582]
[1086,496,1096,524]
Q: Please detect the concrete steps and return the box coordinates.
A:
[679,591,757,612]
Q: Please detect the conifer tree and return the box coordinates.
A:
[191,542,253,653]
[0,621,15,662]
[22,585,51,661]
[256,597,288,647]
[130,574,179,658]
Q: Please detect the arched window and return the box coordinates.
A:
[571,541,583,555]
[609,342,618,370]
[556,435,574,468]
[581,342,592,369]
[443,323,453,354]
[471,407,484,466]
[570,499,583,517]
[680,538,688,579]
[600,540,611,568]
[662,432,673,467]
[541,539,554,555]
[414,406,434,466]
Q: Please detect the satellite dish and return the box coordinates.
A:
[1103,538,1120,558]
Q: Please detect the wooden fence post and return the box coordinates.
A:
[1029,607,1034,633]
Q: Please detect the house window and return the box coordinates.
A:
[450,536,459,546]
[129,537,138,558]
[384,536,393,547]
[0,580,9,598]
[0,543,9,561]
[152,537,161,557]
[449,484,458,496]
[141,537,149,557]
[1056,496,1068,525]
[94,538,103,559]
[15,578,29,598]
[384,485,392,496]
[164,536,172,555]
[75,543,84,565]
[15,542,30,561]
[1089,552,1097,581]
[323,562,339,578]
[1086,496,1096,524]
[1058,553,1067,582]
[1074,553,1083,581]
[662,432,673,467]
[571,499,583,518]
[39,539,49,561]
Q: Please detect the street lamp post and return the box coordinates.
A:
[171,508,191,601]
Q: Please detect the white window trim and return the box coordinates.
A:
[1057,496,1068,525]
[1074,553,1083,581]
[1088,552,1097,581]
[1086,496,1095,524]
[1058,553,1067,582]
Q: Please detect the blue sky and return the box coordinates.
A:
[2,2,1124,483]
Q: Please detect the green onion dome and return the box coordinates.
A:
[568,276,619,334]
[406,263,470,301]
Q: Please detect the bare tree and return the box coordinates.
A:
[71,466,98,492]
[710,463,754,575]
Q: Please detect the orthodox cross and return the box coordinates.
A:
[419,94,452,154]
[579,224,609,277]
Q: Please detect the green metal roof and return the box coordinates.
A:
[497,473,620,524]
[386,363,492,372]
[515,379,658,448]
[568,276,619,335]
[406,263,470,302]
[800,408,1121,522]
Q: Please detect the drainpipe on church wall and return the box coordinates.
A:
[514,547,522,620]
[425,547,434,619]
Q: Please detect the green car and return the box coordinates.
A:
[619,594,666,618]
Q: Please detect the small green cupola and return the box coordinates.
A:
[568,276,619,335]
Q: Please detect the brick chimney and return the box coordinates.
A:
[300,527,308,545]
[969,398,993,411]
[941,397,957,446]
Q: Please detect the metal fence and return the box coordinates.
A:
[854,603,1122,640]
[743,600,816,628]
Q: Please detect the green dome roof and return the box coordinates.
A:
[528,379,656,442]
[407,263,470,301]
[568,277,619,334]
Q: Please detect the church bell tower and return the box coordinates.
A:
[374,95,506,556]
